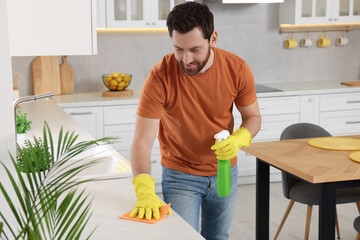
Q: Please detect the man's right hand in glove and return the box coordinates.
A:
[130,173,172,220]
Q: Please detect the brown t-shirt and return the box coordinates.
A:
[137,47,257,176]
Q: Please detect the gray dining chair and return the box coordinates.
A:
[354,216,360,240]
[274,123,360,240]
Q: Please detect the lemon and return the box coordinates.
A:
[112,72,120,78]
[105,79,111,87]
[119,82,126,87]
[110,85,117,90]
[124,76,131,82]
[120,73,125,77]
[116,77,123,82]
[105,75,112,81]
[110,80,118,86]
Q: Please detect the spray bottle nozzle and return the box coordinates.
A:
[214,130,230,142]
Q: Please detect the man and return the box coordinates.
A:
[129,2,261,239]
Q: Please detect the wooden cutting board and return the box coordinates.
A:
[32,56,61,95]
[59,56,74,94]
[102,89,134,97]
[341,81,360,87]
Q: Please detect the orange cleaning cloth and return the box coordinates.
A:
[119,204,171,224]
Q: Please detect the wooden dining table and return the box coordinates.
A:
[242,135,360,240]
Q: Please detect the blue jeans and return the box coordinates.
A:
[161,164,238,240]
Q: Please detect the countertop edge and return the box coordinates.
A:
[53,80,360,107]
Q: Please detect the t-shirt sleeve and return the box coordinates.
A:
[136,68,166,119]
[234,61,257,107]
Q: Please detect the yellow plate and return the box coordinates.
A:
[308,137,360,151]
[350,151,360,163]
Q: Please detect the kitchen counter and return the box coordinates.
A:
[21,100,97,142]
[83,178,204,239]
[19,100,204,239]
[20,100,132,179]
[53,80,360,107]
[54,90,141,107]
[258,79,360,97]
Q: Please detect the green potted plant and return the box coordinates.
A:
[16,109,32,146]
[0,121,116,240]
[17,137,52,173]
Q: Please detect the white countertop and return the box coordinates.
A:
[83,178,204,240]
[258,80,360,97]
[54,90,141,107]
[19,100,204,239]
[53,80,360,107]
[21,100,95,141]
[20,100,132,179]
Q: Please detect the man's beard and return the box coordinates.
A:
[178,46,211,76]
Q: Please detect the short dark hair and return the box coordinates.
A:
[166,2,214,41]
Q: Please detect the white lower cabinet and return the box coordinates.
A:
[62,106,104,139]
[319,92,360,136]
[104,123,135,160]
[300,95,320,124]
[103,104,163,189]
[60,90,360,188]
[320,110,360,135]
[235,96,301,184]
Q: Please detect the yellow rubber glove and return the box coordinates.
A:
[130,174,172,220]
[211,127,252,160]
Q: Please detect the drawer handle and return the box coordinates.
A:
[69,111,92,115]
[259,106,266,109]
[260,127,265,130]
[151,159,158,163]
[346,121,360,124]
[347,100,360,104]
[245,152,251,156]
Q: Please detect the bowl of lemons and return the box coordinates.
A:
[103,72,132,91]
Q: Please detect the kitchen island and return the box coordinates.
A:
[20,100,204,240]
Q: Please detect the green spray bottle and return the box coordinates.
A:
[214,130,231,197]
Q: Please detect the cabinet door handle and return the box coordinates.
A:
[260,127,265,130]
[346,121,360,124]
[151,159,158,163]
[69,111,92,115]
[259,106,266,109]
[245,152,251,156]
[347,100,360,104]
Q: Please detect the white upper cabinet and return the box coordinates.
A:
[334,0,360,23]
[223,0,283,3]
[7,0,97,56]
[280,0,360,24]
[97,0,107,28]
[105,0,188,28]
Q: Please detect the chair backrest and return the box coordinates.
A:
[280,123,332,199]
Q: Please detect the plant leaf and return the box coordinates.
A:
[1,122,116,240]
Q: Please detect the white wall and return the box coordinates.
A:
[0,0,16,234]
